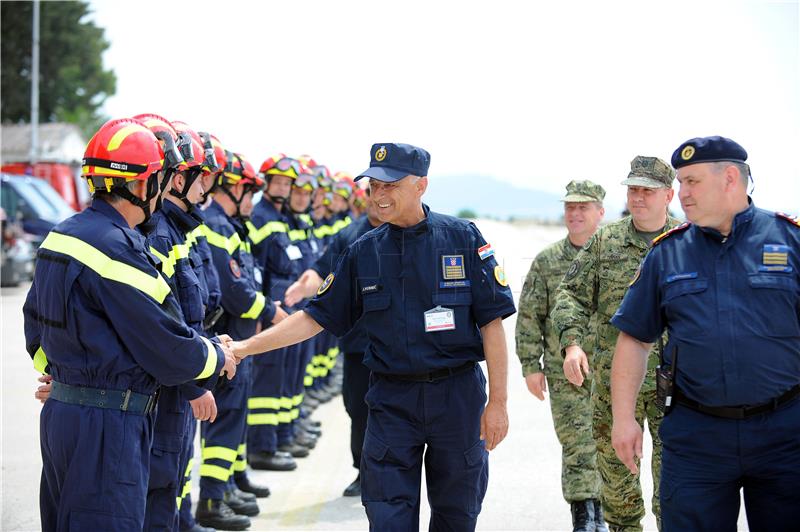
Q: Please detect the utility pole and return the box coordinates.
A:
[29,0,40,164]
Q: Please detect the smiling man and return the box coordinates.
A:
[229,142,516,531]
[515,179,607,531]
[551,156,680,532]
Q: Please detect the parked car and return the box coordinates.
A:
[1,162,89,211]
[1,207,34,286]
[0,173,76,249]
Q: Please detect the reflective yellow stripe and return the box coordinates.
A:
[239,240,250,254]
[288,229,308,241]
[292,393,304,406]
[184,458,194,478]
[248,397,282,410]
[199,464,231,482]
[330,216,352,235]
[299,213,313,225]
[201,225,242,255]
[304,376,313,386]
[233,460,246,472]
[107,123,149,151]
[246,220,288,245]
[313,224,332,239]
[40,232,170,303]
[82,165,139,178]
[195,337,217,380]
[241,292,265,319]
[279,396,293,410]
[237,443,246,455]
[290,408,300,420]
[247,413,279,425]
[149,247,173,277]
[277,411,292,423]
[180,478,192,498]
[33,346,48,374]
[202,445,238,462]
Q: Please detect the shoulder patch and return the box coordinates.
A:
[652,222,691,246]
[564,259,580,280]
[317,273,334,296]
[776,212,800,228]
[229,258,241,278]
[494,265,508,287]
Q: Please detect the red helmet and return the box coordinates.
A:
[259,154,301,179]
[332,171,355,199]
[82,117,164,192]
[132,113,184,171]
[207,134,227,172]
[237,154,264,189]
[293,162,317,191]
[171,121,205,171]
[313,165,332,190]
[297,154,318,169]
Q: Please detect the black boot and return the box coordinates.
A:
[235,474,271,498]
[342,474,361,497]
[295,430,318,449]
[231,487,256,502]
[278,441,310,458]
[223,490,259,517]
[571,500,596,532]
[181,524,216,532]
[247,450,297,471]
[591,499,608,532]
[195,499,251,531]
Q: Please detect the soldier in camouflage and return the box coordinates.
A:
[551,156,681,532]
[515,180,608,532]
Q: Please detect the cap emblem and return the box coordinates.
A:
[375,146,387,162]
[681,145,695,161]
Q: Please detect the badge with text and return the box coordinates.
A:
[317,273,334,295]
[442,255,465,280]
[424,305,456,332]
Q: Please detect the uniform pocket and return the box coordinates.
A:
[176,268,204,324]
[360,433,390,502]
[662,278,710,337]
[431,292,477,346]
[746,274,798,337]
[361,293,392,333]
[463,440,489,514]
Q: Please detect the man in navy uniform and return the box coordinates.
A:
[610,136,800,531]
[230,142,516,531]
[24,117,236,531]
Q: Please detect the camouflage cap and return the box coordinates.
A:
[560,180,606,203]
[621,156,675,188]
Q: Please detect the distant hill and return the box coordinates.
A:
[425,174,566,221]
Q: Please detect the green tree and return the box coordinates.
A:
[456,208,478,219]
[1,1,116,137]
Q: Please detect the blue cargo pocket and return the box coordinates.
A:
[70,509,140,531]
[463,440,488,514]
[176,268,204,324]
[360,434,389,502]
[361,293,392,332]
[116,415,146,486]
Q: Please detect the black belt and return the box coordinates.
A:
[50,381,158,414]
[674,383,800,420]
[377,361,476,383]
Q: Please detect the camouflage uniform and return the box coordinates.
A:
[551,157,679,532]
[515,180,604,504]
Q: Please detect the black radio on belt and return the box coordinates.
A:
[655,342,678,415]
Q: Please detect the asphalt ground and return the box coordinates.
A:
[1,220,748,531]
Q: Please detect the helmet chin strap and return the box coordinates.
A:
[168,167,202,210]
[117,170,167,224]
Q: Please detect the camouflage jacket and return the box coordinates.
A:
[516,237,584,377]
[551,215,681,359]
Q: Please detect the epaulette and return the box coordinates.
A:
[776,212,800,228]
[652,222,691,246]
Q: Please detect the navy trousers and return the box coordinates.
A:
[361,364,489,532]
[660,395,800,532]
[40,399,153,531]
[342,351,370,469]
[247,347,287,453]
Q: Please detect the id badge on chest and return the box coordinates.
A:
[285,245,302,260]
[424,305,455,332]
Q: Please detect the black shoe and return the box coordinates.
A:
[295,431,318,449]
[304,395,320,409]
[235,475,271,498]
[181,524,216,532]
[343,474,361,497]
[223,490,259,517]
[299,420,322,436]
[231,487,256,502]
[195,499,251,531]
[278,441,310,458]
[591,499,608,532]
[247,451,297,471]
[570,500,596,532]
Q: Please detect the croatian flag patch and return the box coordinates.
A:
[478,243,495,261]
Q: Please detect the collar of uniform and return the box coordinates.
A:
[90,198,147,253]
[698,198,754,241]
[162,200,200,233]
[388,203,430,238]
[623,215,682,248]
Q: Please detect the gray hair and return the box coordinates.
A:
[712,161,750,186]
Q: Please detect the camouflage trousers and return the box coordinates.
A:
[545,363,601,503]
[593,349,662,532]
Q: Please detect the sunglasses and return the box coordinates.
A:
[266,157,302,177]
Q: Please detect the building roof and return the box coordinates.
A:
[1,123,86,164]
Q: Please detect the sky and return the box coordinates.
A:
[89,0,799,214]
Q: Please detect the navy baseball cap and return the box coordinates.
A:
[355,143,431,182]
[671,136,748,169]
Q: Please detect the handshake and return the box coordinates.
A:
[215,334,250,380]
